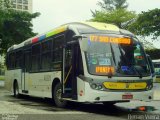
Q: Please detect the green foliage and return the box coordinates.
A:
[91,0,158,49]
[91,8,136,28]
[0,76,4,81]
[0,61,5,76]
[0,0,40,54]
[128,8,160,39]
[145,49,160,59]
[138,36,155,50]
[97,0,128,11]
[0,0,11,9]
[91,0,136,28]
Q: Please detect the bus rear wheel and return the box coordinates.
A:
[53,83,67,108]
[13,81,19,98]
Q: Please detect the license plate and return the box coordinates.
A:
[122,94,133,99]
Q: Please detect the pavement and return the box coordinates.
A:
[0,81,160,120]
[0,81,4,87]
[153,83,160,100]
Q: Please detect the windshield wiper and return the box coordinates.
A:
[108,43,116,78]
[132,66,143,78]
[110,43,116,66]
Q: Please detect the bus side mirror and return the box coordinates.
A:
[80,39,89,51]
[73,35,89,51]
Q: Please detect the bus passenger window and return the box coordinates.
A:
[31,44,40,72]
[53,35,64,50]
[8,52,15,69]
[25,51,31,72]
[15,50,23,68]
[52,51,62,70]
[65,46,72,68]
[41,40,51,71]
[51,35,64,70]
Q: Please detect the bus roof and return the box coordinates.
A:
[7,22,134,52]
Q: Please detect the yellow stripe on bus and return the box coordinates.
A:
[103,82,147,90]
[46,25,67,38]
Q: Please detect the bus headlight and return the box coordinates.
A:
[97,85,103,89]
[90,83,103,90]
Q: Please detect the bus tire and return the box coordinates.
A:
[13,81,19,98]
[53,83,67,108]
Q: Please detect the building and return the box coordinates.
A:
[10,0,32,13]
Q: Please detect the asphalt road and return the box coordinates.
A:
[0,82,160,120]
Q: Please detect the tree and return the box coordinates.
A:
[91,0,157,50]
[127,8,160,40]
[91,0,136,28]
[138,36,155,50]
[0,60,5,75]
[91,8,136,28]
[0,0,10,9]
[145,49,160,59]
[0,0,40,54]
[97,0,128,11]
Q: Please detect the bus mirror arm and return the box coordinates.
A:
[72,35,87,40]
[73,35,88,51]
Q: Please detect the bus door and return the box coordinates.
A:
[22,50,31,93]
[62,43,80,100]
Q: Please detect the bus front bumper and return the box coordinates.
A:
[78,83,153,103]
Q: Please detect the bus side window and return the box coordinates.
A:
[31,44,40,72]
[41,40,51,71]
[65,46,72,68]
[24,50,31,72]
[51,35,64,70]
[8,52,15,69]
[15,50,23,68]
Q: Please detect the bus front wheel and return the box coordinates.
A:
[53,83,67,108]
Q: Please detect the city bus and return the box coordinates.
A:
[5,22,153,107]
[152,59,160,82]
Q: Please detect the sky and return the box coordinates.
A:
[32,0,160,48]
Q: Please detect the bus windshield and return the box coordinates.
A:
[85,35,150,77]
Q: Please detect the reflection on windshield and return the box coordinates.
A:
[85,35,150,77]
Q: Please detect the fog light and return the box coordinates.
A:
[98,85,102,90]
[91,84,97,89]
